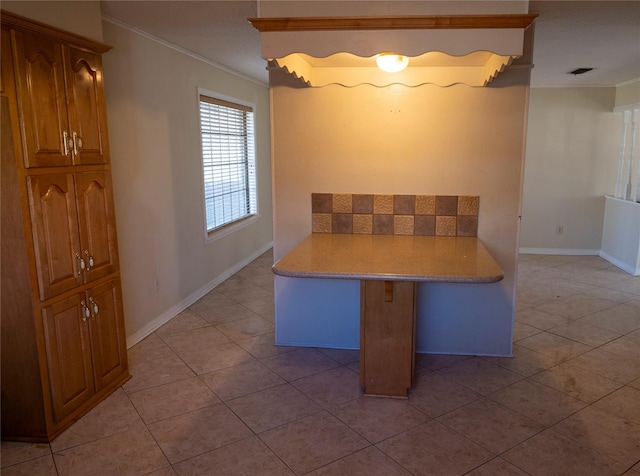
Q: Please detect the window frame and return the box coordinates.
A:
[197,88,259,243]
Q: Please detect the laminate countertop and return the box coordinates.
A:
[272,234,504,283]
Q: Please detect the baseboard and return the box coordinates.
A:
[599,250,640,276]
[518,247,600,256]
[126,241,274,348]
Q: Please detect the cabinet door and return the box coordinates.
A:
[42,293,95,422]
[28,174,83,300]
[63,46,110,165]
[75,172,119,282]
[87,280,128,391]
[11,31,71,168]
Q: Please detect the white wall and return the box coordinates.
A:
[101,21,273,345]
[520,88,622,254]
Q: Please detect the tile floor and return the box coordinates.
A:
[2,251,640,475]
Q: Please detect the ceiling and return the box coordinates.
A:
[100,1,640,88]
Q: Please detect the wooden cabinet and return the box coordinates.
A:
[28,171,119,301]
[1,12,129,442]
[360,280,416,398]
[11,28,110,168]
[43,280,127,423]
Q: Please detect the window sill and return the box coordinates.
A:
[205,214,259,244]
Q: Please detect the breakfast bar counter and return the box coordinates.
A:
[273,234,504,283]
[273,234,504,398]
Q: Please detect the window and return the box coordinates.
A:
[199,92,257,234]
[615,107,640,202]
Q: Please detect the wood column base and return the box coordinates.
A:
[359,280,416,398]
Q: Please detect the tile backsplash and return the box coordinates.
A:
[311,193,479,237]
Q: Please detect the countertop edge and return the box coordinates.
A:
[272,266,504,283]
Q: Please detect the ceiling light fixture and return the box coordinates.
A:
[376,53,409,73]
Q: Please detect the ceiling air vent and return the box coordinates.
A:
[568,68,594,75]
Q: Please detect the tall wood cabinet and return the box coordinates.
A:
[1,12,129,441]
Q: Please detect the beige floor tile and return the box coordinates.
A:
[51,388,145,452]
[415,353,472,371]
[534,293,619,320]
[189,292,256,325]
[566,348,640,384]
[235,332,299,358]
[308,446,411,475]
[376,420,493,476]
[436,357,523,395]
[159,326,230,354]
[127,333,176,364]
[512,321,543,341]
[53,427,170,476]
[292,367,362,407]
[552,406,640,467]
[260,411,369,475]
[532,363,623,403]
[128,376,220,424]
[580,303,640,334]
[437,398,544,454]
[517,331,592,363]
[226,383,321,433]
[1,454,57,476]
[123,354,196,393]
[515,308,571,330]
[408,372,480,417]
[1,441,51,468]
[172,436,294,476]
[215,315,274,342]
[145,467,177,476]
[239,295,276,318]
[155,309,210,338]
[148,404,252,464]
[482,344,558,377]
[199,359,285,401]
[600,336,640,360]
[178,341,254,375]
[466,457,529,475]
[547,320,622,346]
[594,386,640,424]
[489,378,586,426]
[502,429,625,476]
[317,347,360,365]
[261,348,340,381]
[331,396,429,444]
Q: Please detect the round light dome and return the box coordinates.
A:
[375,53,409,73]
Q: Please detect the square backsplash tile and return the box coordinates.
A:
[312,194,478,237]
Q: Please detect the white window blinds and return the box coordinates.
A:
[199,95,257,232]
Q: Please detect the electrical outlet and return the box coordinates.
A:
[555,225,564,235]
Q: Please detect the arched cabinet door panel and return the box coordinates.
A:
[12,30,70,168]
[27,174,82,300]
[64,47,110,166]
[42,293,95,423]
[87,280,127,391]
[75,172,119,282]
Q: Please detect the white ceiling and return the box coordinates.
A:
[100,0,640,87]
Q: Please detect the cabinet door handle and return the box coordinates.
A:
[84,250,94,271]
[80,300,91,322]
[89,297,99,318]
[75,252,86,275]
[72,131,82,156]
[63,131,71,156]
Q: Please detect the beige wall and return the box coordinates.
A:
[2,1,103,41]
[520,88,621,253]
[3,3,274,345]
[101,21,273,345]
[615,80,640,110]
